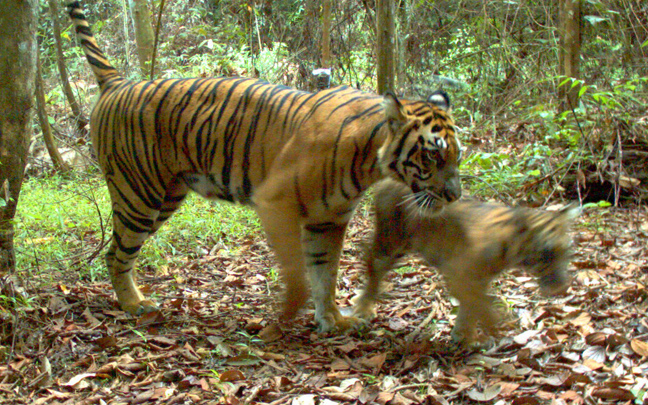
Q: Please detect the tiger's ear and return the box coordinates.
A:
[428,90,451,111]
[382,92,408,131]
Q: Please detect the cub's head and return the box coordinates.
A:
[378,91,462,213]
[518,204,579,296]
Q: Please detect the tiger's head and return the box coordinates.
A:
[378,91,462,213]
[518,204,579,296]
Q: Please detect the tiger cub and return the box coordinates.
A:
[354,179,576,344]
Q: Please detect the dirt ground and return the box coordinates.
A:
[1,202,647,405]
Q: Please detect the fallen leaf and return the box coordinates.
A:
[513,329,539,345]
[258,323,283,343]
[466,384,502,402]
[582,345,606,363]
[94,335,117,349]
[61,373,95,388]
[219,369,245,382]
[226,353,262,366]
[136,310,165,327]
[388,317,408,331]
[630,339,648,357]
[567,312,591,327]
[292,394,317,405]
[591,387,635,401]
[359,353,386,373]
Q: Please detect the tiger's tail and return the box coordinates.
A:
[67,1,122,89]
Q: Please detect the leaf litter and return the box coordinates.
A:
[1,205,648,404]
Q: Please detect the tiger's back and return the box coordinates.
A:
[91,77,387,207]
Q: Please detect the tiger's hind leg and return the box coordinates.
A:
[151,177,189,234]
[107,178,188,315]
[106,209,158,315]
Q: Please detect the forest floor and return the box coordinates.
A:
[1,197,648,405]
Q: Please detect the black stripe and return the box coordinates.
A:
[304,222,336,233]
[113,231,142,256]
[294,174,308,217]
[350,141,362,193]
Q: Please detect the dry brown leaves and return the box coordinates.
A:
[1,207,647,404]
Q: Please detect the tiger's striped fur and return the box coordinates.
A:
[67,1,462,332]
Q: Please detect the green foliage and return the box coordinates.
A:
[15,173,261,288]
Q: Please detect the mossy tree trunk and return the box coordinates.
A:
[559,0,582,111]
[321,0,332,68]
[130,0,155,77]
[376,0,395,95]
[0,0,39,274]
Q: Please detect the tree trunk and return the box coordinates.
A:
[376,0,396,95]
[396,0,409,90]
[321,0,332,68]
[130,0,155,77]
[0,0,39,274]
[558,0,582,111]
[35,55,71,174]
[48,0,88,136]
[121,0,131,75]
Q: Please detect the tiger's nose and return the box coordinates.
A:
[443,179,461,202]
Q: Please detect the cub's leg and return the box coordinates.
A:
[107,178,188,315]
[354,196,407,321]
[353,245,400,321]
[302,222,359,332]
[441,265,499,344]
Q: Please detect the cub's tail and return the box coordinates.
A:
[67,1,122,89]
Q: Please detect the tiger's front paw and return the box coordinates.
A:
[120,299,159,315]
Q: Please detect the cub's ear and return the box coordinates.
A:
[382,92,408,130]
[427,90,451,111]
[556,203,580,222]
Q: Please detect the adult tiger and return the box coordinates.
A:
[67,1,462,332]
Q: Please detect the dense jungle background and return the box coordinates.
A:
[1,0,648,404]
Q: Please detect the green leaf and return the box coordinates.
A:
[583,15,607,25]
[570,79,582,89]
[558,78,572,88]
[583,201,612,210]
[642,39,648,48]
[578,85,589,98]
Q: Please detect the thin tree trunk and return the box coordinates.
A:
[35,55,71,174]
[396,0,408,90]
[376,0,395,95]
[321,0,332,68]
[559,0,582,111]
[48,0,87,135]
[0,0,39,274]
[130,0,155,76]
[121,0,131,73]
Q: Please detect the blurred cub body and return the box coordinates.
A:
[355,179,575,344]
